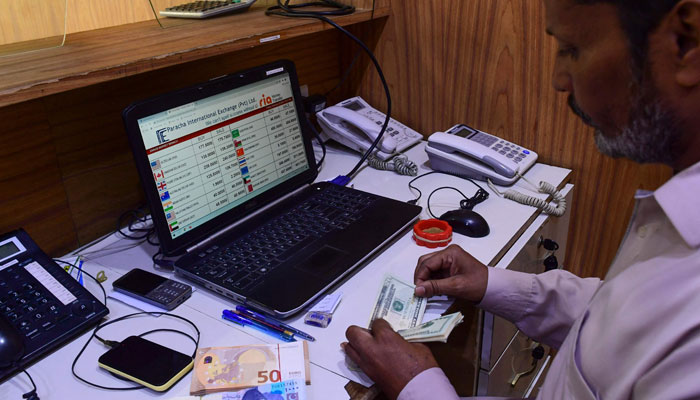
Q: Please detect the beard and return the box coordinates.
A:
[567,81,681,165]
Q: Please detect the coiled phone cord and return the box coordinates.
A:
[487,175,567,217]
[366,153,418,176]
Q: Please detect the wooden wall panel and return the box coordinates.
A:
[354,0,672,278]
[0,101,78,255]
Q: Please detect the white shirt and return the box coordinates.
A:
[398,160,700,399]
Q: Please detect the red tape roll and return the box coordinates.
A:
[412,219,452,248]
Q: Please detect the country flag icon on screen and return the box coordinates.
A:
[243,175,251,185]
[150,160,161,170]
[166,211,176,222]
[160,191,170,202]
[240,166,249,175]
[157,181,167,192]
[234,139,242,148]
[247,184,254,192]
[169,221,179,232]
[236,148,245,157]
[153,170,165,181]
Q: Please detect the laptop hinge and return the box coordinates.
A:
[186,184,312,254]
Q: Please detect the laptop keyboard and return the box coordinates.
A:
[188,185,378,292]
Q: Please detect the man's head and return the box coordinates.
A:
[545,0,700,170]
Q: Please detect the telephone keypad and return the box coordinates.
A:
[473,132,534,164]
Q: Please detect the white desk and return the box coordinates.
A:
[1,142,570,399]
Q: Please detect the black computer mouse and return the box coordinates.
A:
[439,209,490,238]
[0,314,25,366]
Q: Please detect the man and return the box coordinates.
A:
[343,0,700,398]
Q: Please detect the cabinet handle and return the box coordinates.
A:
[543,254,558,271]
[542,238,559,251]
[509,342,544,387]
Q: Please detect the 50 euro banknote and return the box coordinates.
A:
[190,342,310,396]
[174,379,306,400]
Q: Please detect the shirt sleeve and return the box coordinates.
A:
[478,268,602,349]
[397,368,460,400]
[398,368,526,400]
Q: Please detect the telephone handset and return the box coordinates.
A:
[315,96,423,160]
[320,106,397,153]
[425,124,538,186]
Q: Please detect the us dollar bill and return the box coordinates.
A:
[369,274,426,330]
[397,312,464,343]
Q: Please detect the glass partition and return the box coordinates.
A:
[0,0,68,57]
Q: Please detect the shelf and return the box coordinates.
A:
[0,6,389,108]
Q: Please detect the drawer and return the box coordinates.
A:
[483,330,551,397]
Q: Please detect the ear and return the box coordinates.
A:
[667,1,700,87]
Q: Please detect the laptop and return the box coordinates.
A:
[123,60,421,317]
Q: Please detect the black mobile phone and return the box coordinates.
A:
[98,335,193,391]
[112,268,192,311]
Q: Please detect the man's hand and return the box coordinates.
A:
[343,319,438,399]
[414,244,488,303]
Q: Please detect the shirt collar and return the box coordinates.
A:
[654,160,700,248]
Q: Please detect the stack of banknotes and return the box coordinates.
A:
[369,274,463,342]
[190,342,309,396]
[175,379,307,400]
[398,311,464,343]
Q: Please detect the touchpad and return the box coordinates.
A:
[295,246,348,278]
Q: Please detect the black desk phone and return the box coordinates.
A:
[0,229,109,382]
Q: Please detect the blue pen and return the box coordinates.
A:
[77,259,84,286]
[235,305,315,342]
[222,310,295,342]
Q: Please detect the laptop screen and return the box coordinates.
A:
[135,73,310,239]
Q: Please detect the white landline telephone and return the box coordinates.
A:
[426,124,566,216]
[315,96,423,161]
[425,124,538,186]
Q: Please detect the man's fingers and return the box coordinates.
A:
[370,318,396,334]
[414,253,452,284]
[345,324,373,344]
[415,277,459,298]
[341,341,363,366]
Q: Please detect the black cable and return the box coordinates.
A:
[71,312,200,391]
[425,186,489,219]
[116,207,154,241]
[406,171,489,217]
[146,233,160,247]
[266,0,392,182]
[56,249,199,392]
[407,171,488,204]
[52,260,108,305]
[20,368,38,400]
[269,0,355,16]
[322,0,375,97]
[151,248,175,270]
[308,120,327,170]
